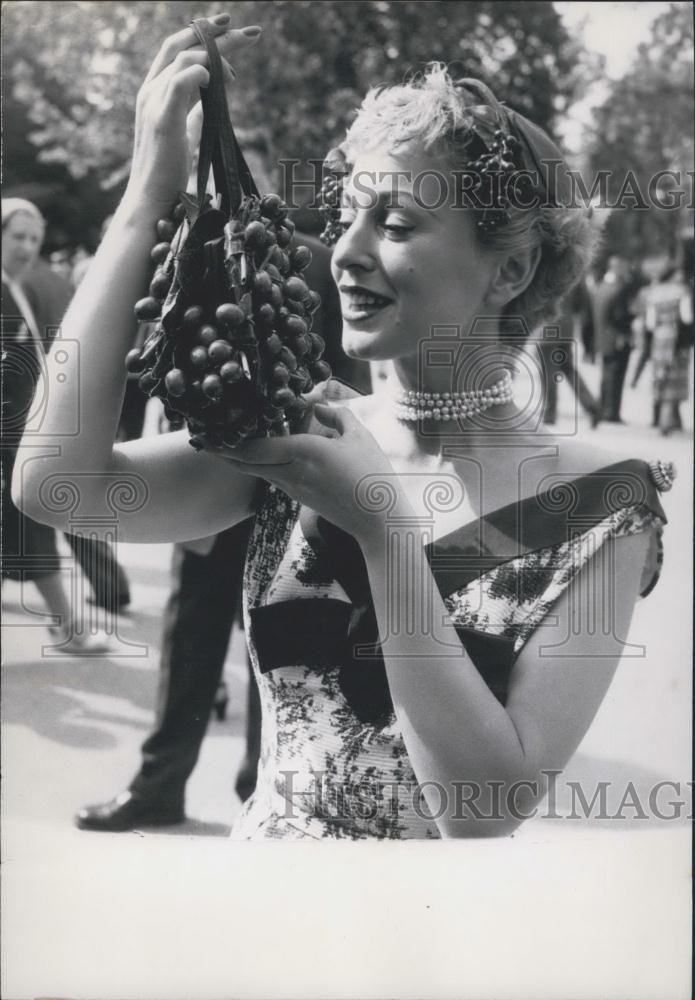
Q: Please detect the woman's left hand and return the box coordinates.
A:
[212,403,410,542]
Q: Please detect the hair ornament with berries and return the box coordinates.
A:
[321,64,601,331]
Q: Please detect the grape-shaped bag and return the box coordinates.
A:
[126,19,330,450]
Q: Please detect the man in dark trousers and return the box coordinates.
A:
[75,230,370,831]
[590,255,635,423]
[537,281,601,427]
[75,521,254,830]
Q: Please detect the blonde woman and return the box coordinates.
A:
[14,17,675,837]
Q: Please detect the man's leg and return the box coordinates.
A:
[561,352,601,425]
[65,534,130,610]
[600,353,618,420]
[128,540,235,806]
[75,522,251,830]
[235,656,262,803]
[537,341,558,424]
[612,347,632,420]
[631,332,652,389]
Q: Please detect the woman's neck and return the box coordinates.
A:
[383,355,520,438]
[390,348,514,396]
[370,376,529,458]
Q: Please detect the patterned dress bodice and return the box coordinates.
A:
[232,463,668,841]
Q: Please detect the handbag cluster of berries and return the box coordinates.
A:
[127,192,331,450]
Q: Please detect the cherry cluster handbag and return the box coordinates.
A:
[125,18,330,450]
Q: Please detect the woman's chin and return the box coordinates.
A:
[341,325,393,362]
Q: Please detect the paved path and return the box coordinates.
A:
[2,362,692,999]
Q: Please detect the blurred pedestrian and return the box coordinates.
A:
[590,255,635,423]
[629,263,657,393]
[1,198,107,652]
[637,264,693,435]
[48,248,74,285]
[572,278,596,364]
[537,280,601,427]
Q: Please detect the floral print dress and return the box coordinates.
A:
[231,459,671,840]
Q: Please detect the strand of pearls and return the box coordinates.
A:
[394,370,514,422]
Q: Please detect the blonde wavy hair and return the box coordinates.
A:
[338,64,600,333]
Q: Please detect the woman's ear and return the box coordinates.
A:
[485,244,542,310]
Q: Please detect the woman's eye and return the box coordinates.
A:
[381,221,414,236]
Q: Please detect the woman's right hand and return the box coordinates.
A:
[124,14,262,216]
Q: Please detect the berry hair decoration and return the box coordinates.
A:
[319,109,532,246]
[319,147,349,247]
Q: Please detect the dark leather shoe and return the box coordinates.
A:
[75,791,185,832]
[235,760,258,804]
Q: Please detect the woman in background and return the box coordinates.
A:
[639,264,693,435]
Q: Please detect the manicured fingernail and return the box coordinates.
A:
[213,13,231,24]
[242,25,262,36]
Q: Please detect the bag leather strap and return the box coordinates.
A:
[191,18,259,216]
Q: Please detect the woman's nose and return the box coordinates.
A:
[331,217,376,275]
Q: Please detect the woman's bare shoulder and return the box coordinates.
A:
[553,436,629,479]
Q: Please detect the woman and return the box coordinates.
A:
[2,198,108,653]
[13,18,674,837]
[639,265,693,436]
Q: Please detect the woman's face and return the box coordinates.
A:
[330,144,499,364]
[3,211,44,279]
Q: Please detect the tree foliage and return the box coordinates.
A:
[585,2,694,261]
[2,0,589,248]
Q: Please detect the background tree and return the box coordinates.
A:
[2,0,592,248]
[584,2,694,266]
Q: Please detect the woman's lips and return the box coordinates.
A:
[340,288,393,322]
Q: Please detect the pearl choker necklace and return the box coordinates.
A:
[395,371,514,422]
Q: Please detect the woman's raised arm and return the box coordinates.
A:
[13,17,264,542]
